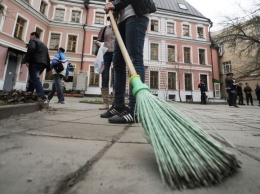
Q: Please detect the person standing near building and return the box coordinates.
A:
[100,0,156,123]
[21,32,51,102]
[255,83,260,106]
[95,16,115,110]
[47,47,68,104]
[237,83,244,105]
[198,80,207,104]
[225,72,238,107]
[244,83,253,106]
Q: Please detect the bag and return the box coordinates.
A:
[132,0,157,17]
[54,61,64,73]
[95,26,107,56]
[94,43,108,74]
[54,53,64,73]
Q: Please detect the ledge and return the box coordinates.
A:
[0,103,41,120]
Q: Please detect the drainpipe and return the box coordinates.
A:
[81,0,90,70]
[208,20,215,97]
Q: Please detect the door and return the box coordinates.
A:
[214,83,221,98]
[3,55,18,91]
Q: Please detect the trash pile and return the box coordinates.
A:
[0,90,38,105]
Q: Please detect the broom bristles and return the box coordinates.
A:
[135,89,241,189]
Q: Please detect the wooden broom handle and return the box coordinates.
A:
[108,10,137,76]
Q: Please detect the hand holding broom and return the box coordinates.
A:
[105,1,241,189]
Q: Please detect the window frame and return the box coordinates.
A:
[182,23,191,37]
[150,71,159,89]
[94,11,105,25]
[222,61,232,74]
[48,32,61,50]
[198,48,206,65]
[150,19,159,32]
[167,72,177,90]
[13,15,28,41]
[89,66,100,86]
[167,44,176,62]
[39,0,49,16]
[184,73,193,91]
[70,9,82,23]
[197,25,205,39]
[150,42,159,61]
[183,46,192,64]
[66,34,78,53]
[166,21,176,35]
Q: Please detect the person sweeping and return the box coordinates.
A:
[103,0,241,189]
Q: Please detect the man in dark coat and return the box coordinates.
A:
[198,80,207,104]
[237,83,245,105]
[225,72,238,107]
[244,83,253,105]
[21,32,51,102]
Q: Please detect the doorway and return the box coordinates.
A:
[3,55,18,91]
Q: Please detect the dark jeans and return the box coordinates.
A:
[101,52,113,88]
[227,89,235,106]
[201,92,206,104]
[48,74,64,102]
[28,63,46,98]
[238,94,244,105]
[113,15,149,110]
[245,93,253,105]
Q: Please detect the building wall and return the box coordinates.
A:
[0,0,219,101]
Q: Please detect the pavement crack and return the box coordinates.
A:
[53,126,130,194]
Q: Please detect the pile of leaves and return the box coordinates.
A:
[0,90,39,105]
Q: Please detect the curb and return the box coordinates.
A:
[0,103,42,120]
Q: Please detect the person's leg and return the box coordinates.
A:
[249,94,253,105]
[246,94,249,105]
[227,90,233,106]
[53,74,65,103]
[48,82,56,101]
[29,63,46,99]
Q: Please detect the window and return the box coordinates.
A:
[92,37,98,55]
[95,12,105,24]
[150,71,158,89]
[167,22,175,34]
[67,35,77,52]
[197,27,204,38]
[89,66,99,86]
[200,74,208,91]
[71,10,81,23]
[14,16,26,40]
[151,20,158,32]
[168,45,175,62]
[183,24,190,36]
[185,73,192,91]
[178,3,187,10]
[35,27,43,39]
[223,61,232,74]
[40,1,47,15]
[168,72,176,90]
[49,33,60,50]
[184,47,191,63]
[55,8,65,21]
[199,49,206,64]
[150,43,158,60]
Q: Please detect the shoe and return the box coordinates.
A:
[229,106,234,107]
[55,101,65,104]
[100,104,126,118]
[108,107,137,124]
[234,105,239,108]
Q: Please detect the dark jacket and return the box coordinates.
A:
[225,77,235,90]
[244,86,252,94]
[112,0,157,17]
[22,39,51,71]
[198,83,207,92]
[237,85,243,95]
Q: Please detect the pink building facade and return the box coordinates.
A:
[0,0,220,102]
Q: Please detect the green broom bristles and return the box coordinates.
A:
[130,76,241,190]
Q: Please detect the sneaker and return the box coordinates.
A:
[108,107,137,124]
[100,104,126,118]
[55,101,65,104]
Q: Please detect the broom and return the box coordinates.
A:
[107,7,241,189]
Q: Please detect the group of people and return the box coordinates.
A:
[225,72,260,107]
[22,32,69,104]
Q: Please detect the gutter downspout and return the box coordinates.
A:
[209,20,215,97]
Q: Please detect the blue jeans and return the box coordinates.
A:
[28,63,46,98]
[48,74,64,102]
[113,15,149,109]
[102,52,113,88]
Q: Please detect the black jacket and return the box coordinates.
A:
[22,39,51,71]
[112,0,157,17]
[198,83,207,92]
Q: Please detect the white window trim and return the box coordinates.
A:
[48,31,62,50]
[69,7,83,23]
[34,25,45,41]
[197,47,208,65]
[196,25,206,39]
[182,45,193,64]
[52,5,67,22]
[166,20,177,36]
[167,71,177,90]
[12,13,30,41]
[65,33,79,53]
[0,3,7,31]
[181,22,191,39]
[150,17,160,33]
[166,43,177,63]
[149,41,160,61]
[93,9,106,26]
[39,0,50,17]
